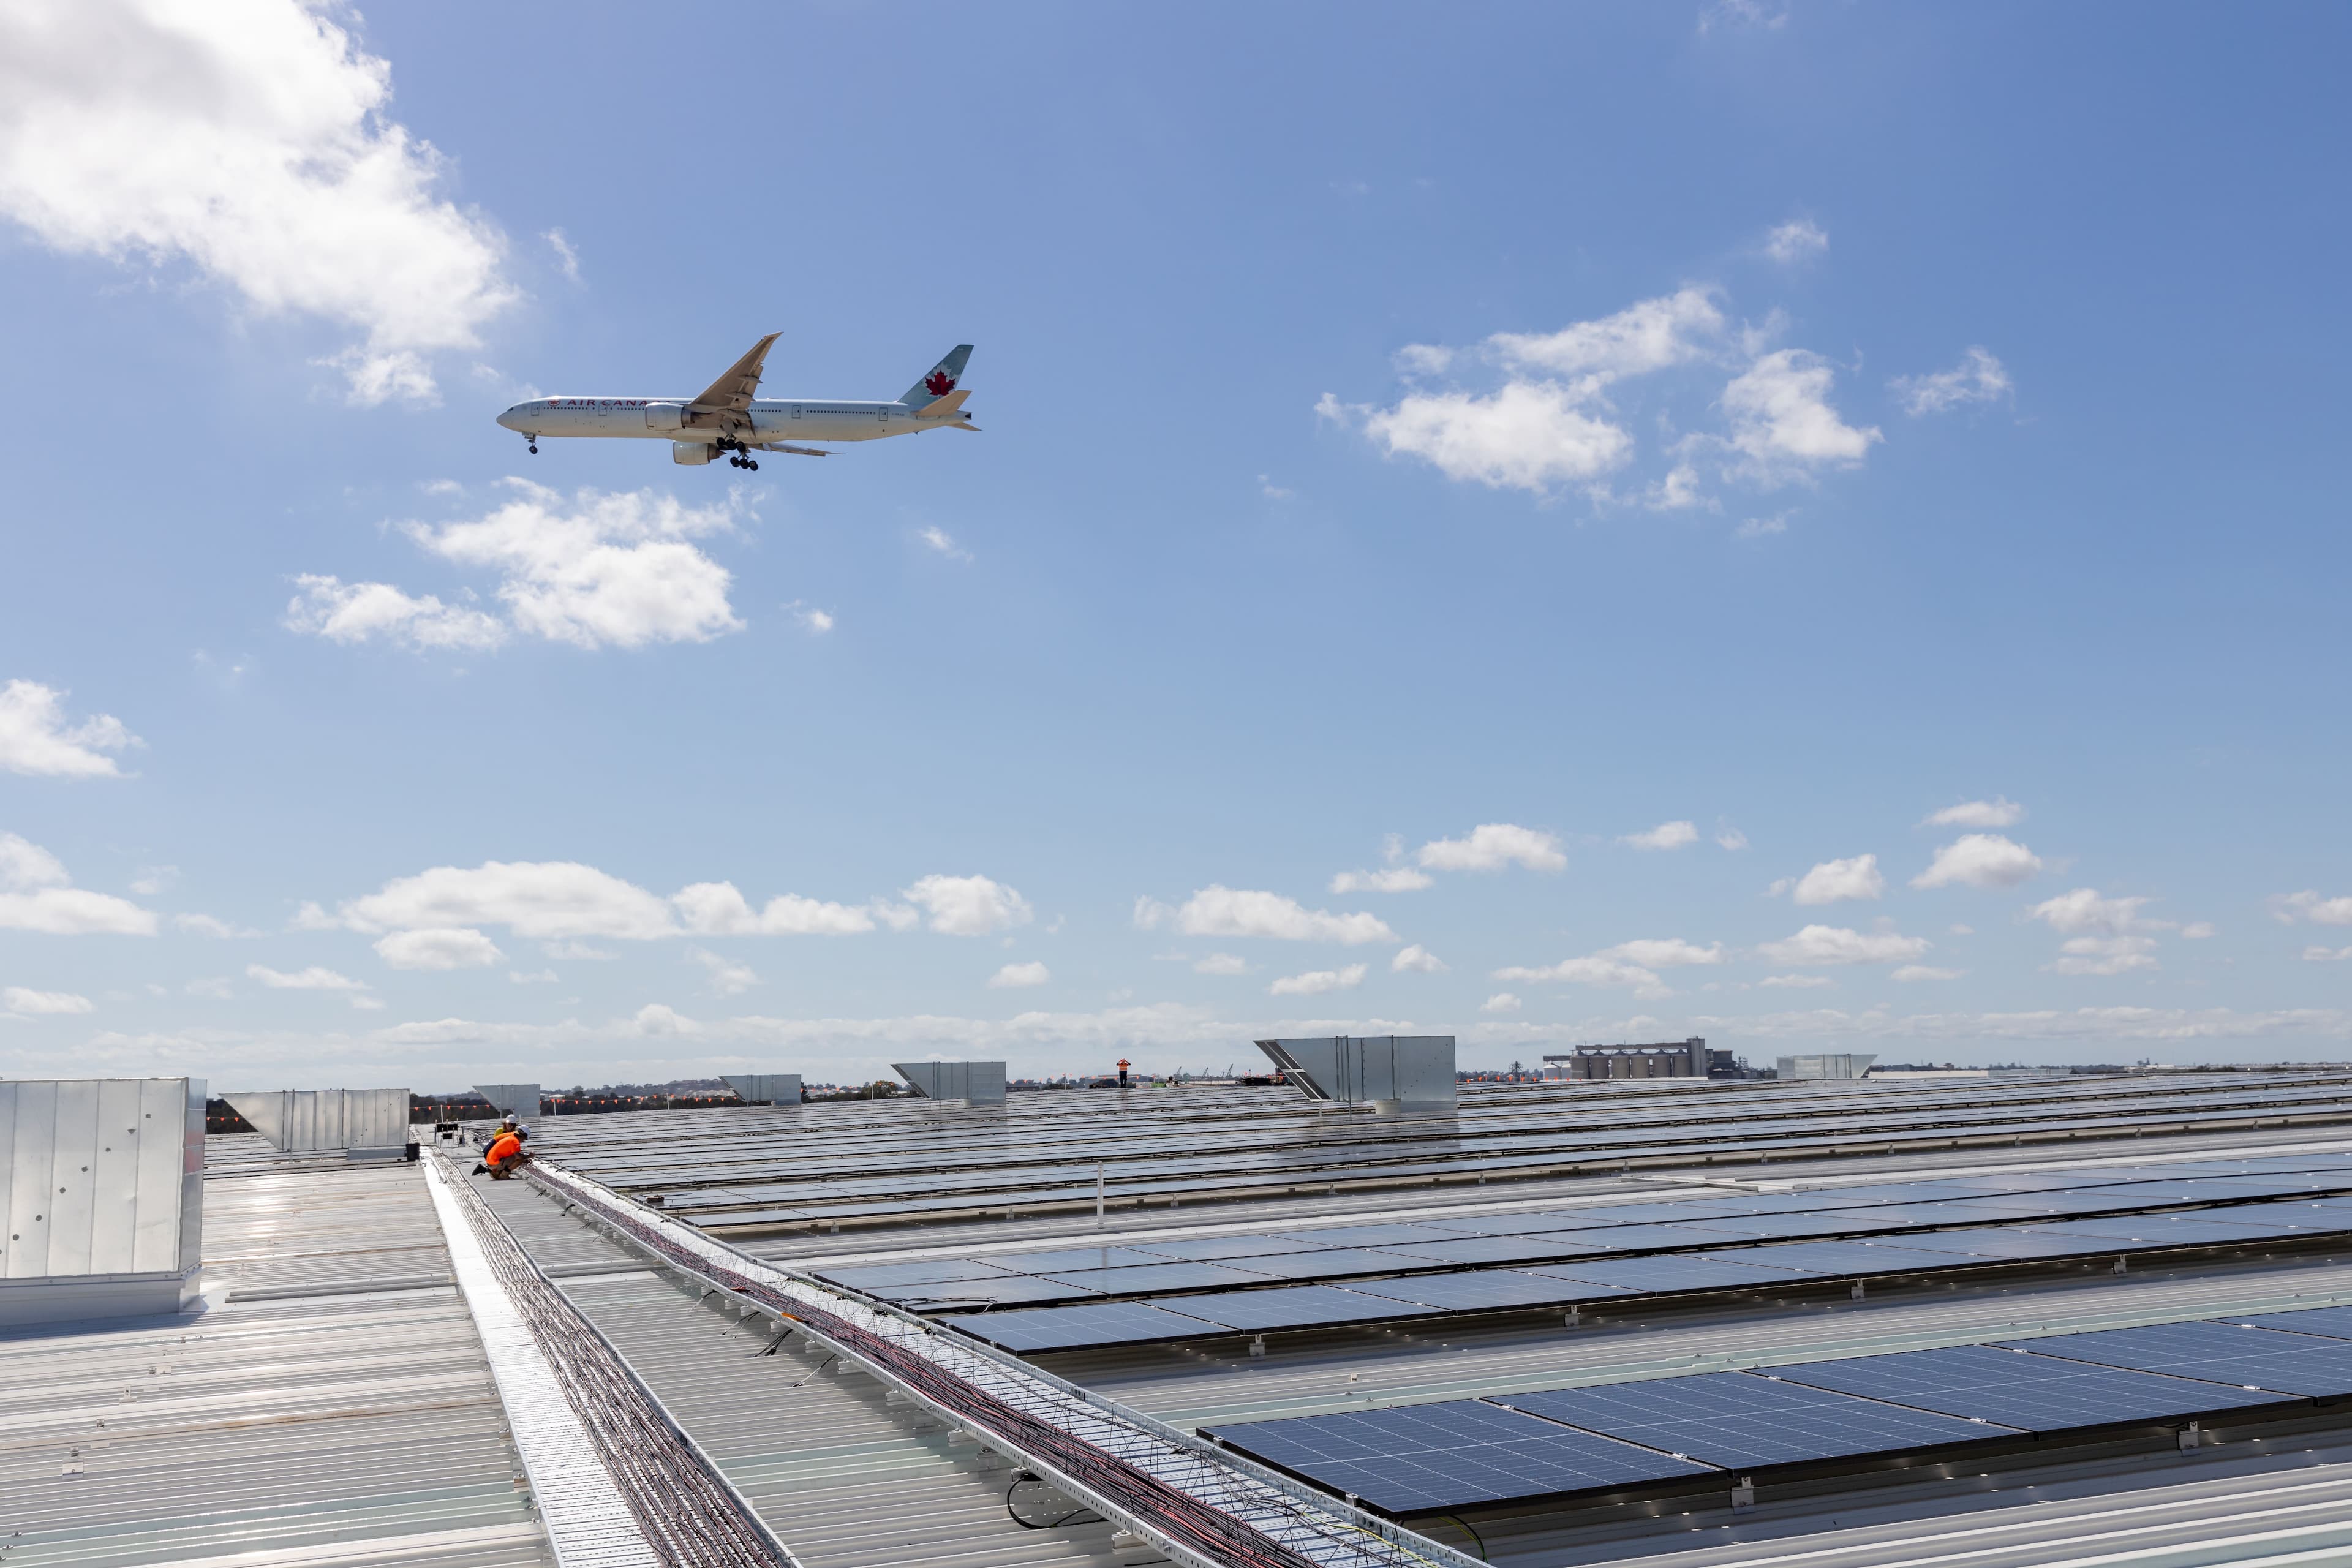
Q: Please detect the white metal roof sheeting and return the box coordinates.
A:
[1,1161,551,1568]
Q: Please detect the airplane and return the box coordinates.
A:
[494,334,976,470]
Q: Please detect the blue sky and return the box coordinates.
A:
[2,2,2347,1090]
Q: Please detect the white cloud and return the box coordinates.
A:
[1491,938,1714,1000]
[2180,922,2217,940]
[282,576,511,650]
[2027,889,2157,937]
[0,0,516,402]
[374,926,502,970]
[2274,891,2352,927]
[1762,220,1828,265]
[1258,475,1295,500]
[1602,938,1725,968]
[1417,824,1566,873]
[1715,826,1750,851]
[1359,379,1634,493]
[1893,348,2012,417]
[2304,945,2352,963]
[247,963,368,992]
[508,968,557,984]
[1193,953,1248,976]
[1759,973,1834,989]
[1485,288,1727,380]
[793,605,835,635]
[543,227,579,281]
[2047,935,2160,977]
[5,985,93,1016]
[1891,965,1965,982]
[1479,992,1523,1014]
[1756,925,1932,966]
[1621,820,1699,851]
[1722,349,1881,483]
[674,883,880,937]
[689,947,761,996]
[902,875,1033,937]
[290,483,750,654]
[1145,885,1397,945]
[340,860,680,940]
[0,680,141,777]
[1392,944,1447,974]
[1788,854,1885,906]
[185,976,235,1000]
[1734,512,1790,540]
[919,526,973,562]
[1329,867,1434,894]
[987,961,1051,989]
[1268,964,1367,997]
[1912,834,2043,890]
[0,832,157,935]
[541,940,615,962]
[631,1003,695,1036]
[173,913,251,938]
[1923,797,2025,829]
[131,866,178,896]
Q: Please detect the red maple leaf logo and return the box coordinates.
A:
[924,370,956,396]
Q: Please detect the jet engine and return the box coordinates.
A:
[670,440,715,465]
[644,404,685,432]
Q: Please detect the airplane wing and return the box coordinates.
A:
[690,331,782,413]
[755,443,831,457]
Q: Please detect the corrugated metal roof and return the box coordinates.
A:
[2,1161,550,1568]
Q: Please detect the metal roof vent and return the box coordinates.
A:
[219,1088,410,1158]
[722,1074,803,1106]
[892,1061,1007,1105]
[1256,1036,1458,1112]
[0,1077,204,1327]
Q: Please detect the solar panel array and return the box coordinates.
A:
[1200,1300,2352,1517]
[907,1154,2352,1351]
[516,1069,2352,1232]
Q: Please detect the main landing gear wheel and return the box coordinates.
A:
[729,454,760,470]
[527,443,537,454]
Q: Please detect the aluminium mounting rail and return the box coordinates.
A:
[523,1157,1483,1568]
[422,1150,801,1568]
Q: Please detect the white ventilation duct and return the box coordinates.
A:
[722,1074,803,1105]
[0,1077,205,1326]
[474,1084,543,1117]
[221,1088,412,1156]
[1255,1036,1458,1112]
[891,1061,1007,1105]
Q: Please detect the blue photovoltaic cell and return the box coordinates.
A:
[1221,1248,1425,1281]
[1166,1284,1444,1332]
[818,1257,1016,1289]
[993,1245,1174,1274]
[2234,1304,2352,1341]
[1038,1261,1276,1295]
[1129,1233,1333,1262]
[1542,1223,1758,1251]
[2023,1216,2296,1248]
[1863,1201,2074,1228]
[1991,1321,2352,1398]
[1268,1224,1488,1248]
[1691,1212,1910,1239]
[1497,1370,2023,1468]
[1204,1399,1716,1515]
[1370,1235,1617,1267]
[874,1275,1099,1308]
[1346,1269,1634,1312]
[1868,1227,2090,1262]
[939,1301,1225,1352]
[1423,1211,1605,1237]
[1528,1202,1757,1227]
[1770,1344,2299,1431]
[1528,1254,1827,1294]
[1716,1240,1975,1276]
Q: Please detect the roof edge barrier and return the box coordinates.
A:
[520,1155,1482,1568]
[892,1061,1007,1106]
[1256,1036,1458,1114]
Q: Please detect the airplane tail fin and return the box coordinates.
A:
[899,344,973,408]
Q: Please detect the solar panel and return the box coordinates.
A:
[1496,1371,2022,1468]
[1346,1269,1634,1313]
[939,1300,1225,1353]
[1166,1284,1444,1332]
[993,1245,1175,1275]
[817,1257,1016,1289]
[1528,1254,1830,1294]
[1717,1239,1975,1276]
[875,1275,1099,1308]
[1864,1227,2091,1262]
[2231,1304,2352,1341]
[1038,1261,1277,1295]
[1693,1212,1912,1239]
[1861,1200,2074,1227]
[1525,1202,1757,1227]
[2022,1216,2299,1248]
[1540,1223,1758,1251]
[1370,1235,1619,1267]
[1268,1223,1488,1248]
[1204,1400,1717,1515]
[1769,1344,2299,1431]
[1990,1321,2352,1398]
[1419,1210,1602,1237]
[1218,1248,1423,1281]
[1128,1233,1332,1262]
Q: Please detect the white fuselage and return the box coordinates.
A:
[496,396,959,445]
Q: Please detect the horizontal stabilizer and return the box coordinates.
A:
[756,443,831,457]
[912,389,971,419]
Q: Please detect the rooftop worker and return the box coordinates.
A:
[1116,1057,1130,1089]
[474,1125,530,1180]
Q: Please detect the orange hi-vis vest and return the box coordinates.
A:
[486,1131,523,1166]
